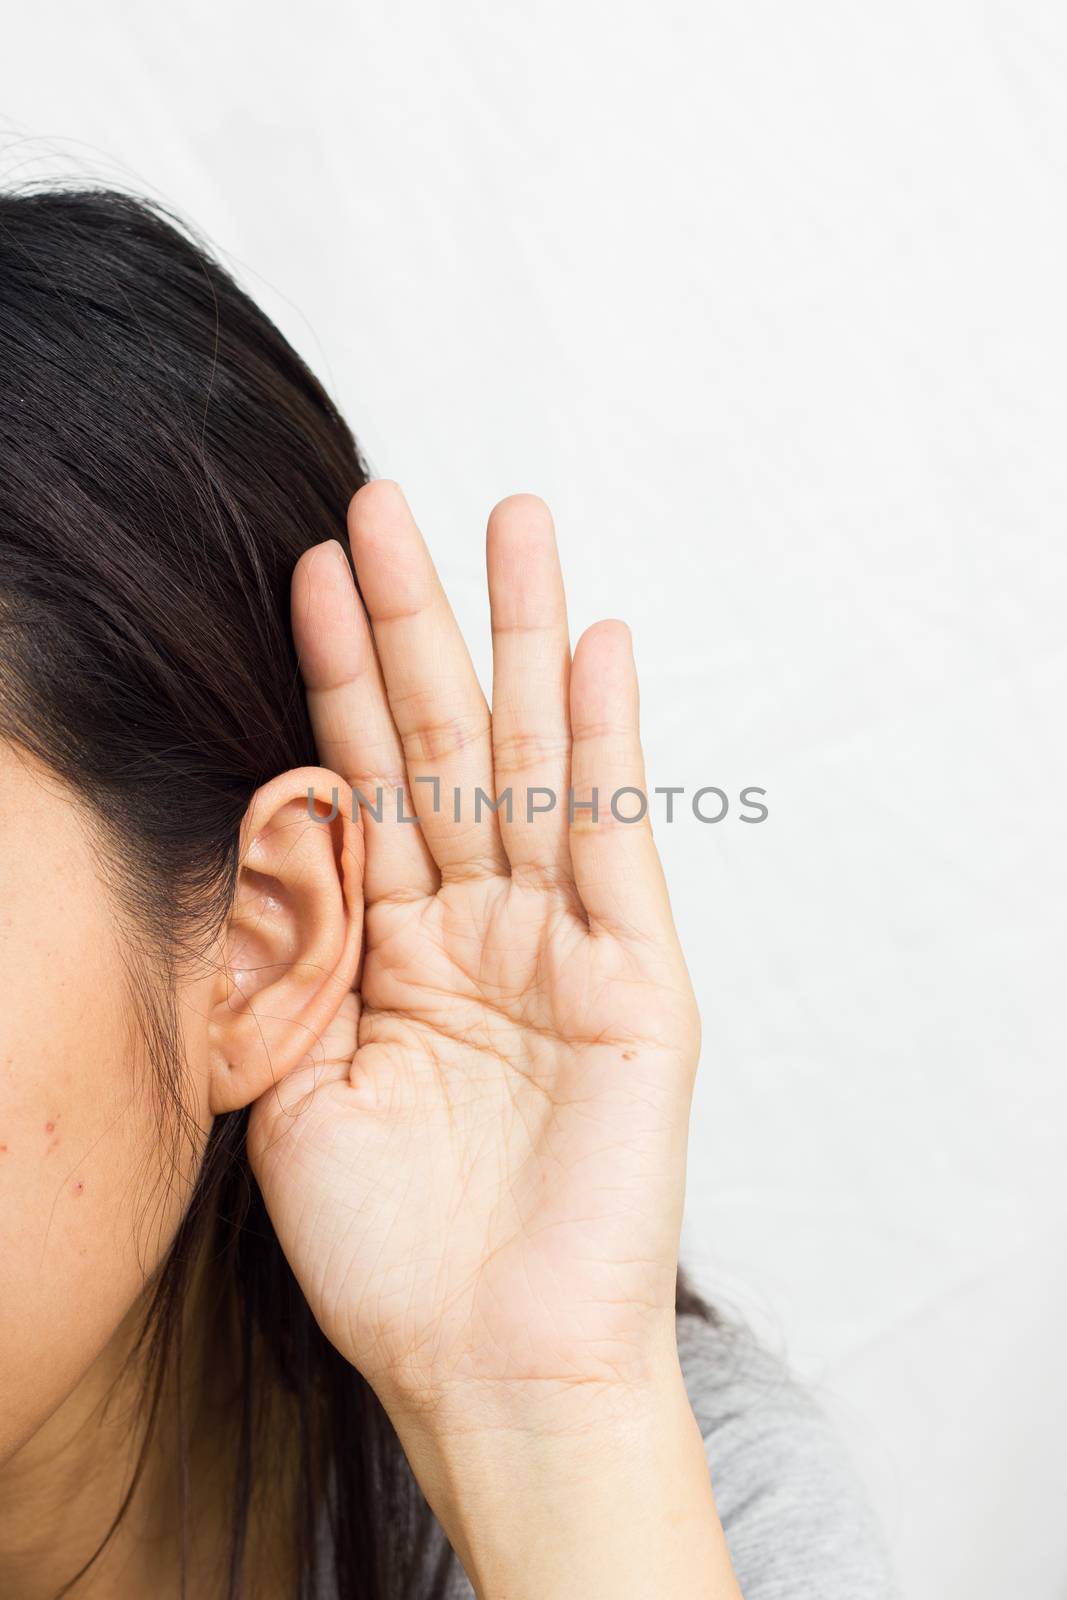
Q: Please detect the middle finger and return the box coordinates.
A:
[346,481,509,883]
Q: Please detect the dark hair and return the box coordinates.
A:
[0,185,713,1599]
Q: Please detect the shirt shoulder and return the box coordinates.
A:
[676,1311,899,1599]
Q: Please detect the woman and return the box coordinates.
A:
[0,187,896,1598]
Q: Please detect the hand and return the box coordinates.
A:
[248,482,702,1432]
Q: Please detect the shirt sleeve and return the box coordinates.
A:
[676,1312,900,1599]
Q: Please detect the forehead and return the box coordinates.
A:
[0,739,118,952]
[0,739,81,855]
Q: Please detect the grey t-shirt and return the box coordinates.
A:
[416,1312,899,1598]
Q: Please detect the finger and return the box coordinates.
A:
[292,540,438,905]
[347,481,509,882]
[486,495,576,894]
[568,621,676,941]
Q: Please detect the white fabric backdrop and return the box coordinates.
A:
[3,5,1064,1596]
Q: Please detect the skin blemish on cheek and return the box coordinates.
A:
[72,1179,85,1197]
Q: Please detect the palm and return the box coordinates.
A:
[249,485,699,1415]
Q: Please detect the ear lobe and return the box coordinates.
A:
[208,767,363,1115]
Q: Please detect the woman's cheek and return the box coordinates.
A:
[0,821,205,1463]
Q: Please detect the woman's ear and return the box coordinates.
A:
[207,767,363,1115]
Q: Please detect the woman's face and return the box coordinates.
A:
[0,740,214,1465]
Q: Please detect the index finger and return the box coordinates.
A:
[291,539,438,904]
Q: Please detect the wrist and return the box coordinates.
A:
[384,1355,741,1600]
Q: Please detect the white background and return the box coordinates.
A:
[2,5,1065,1596]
